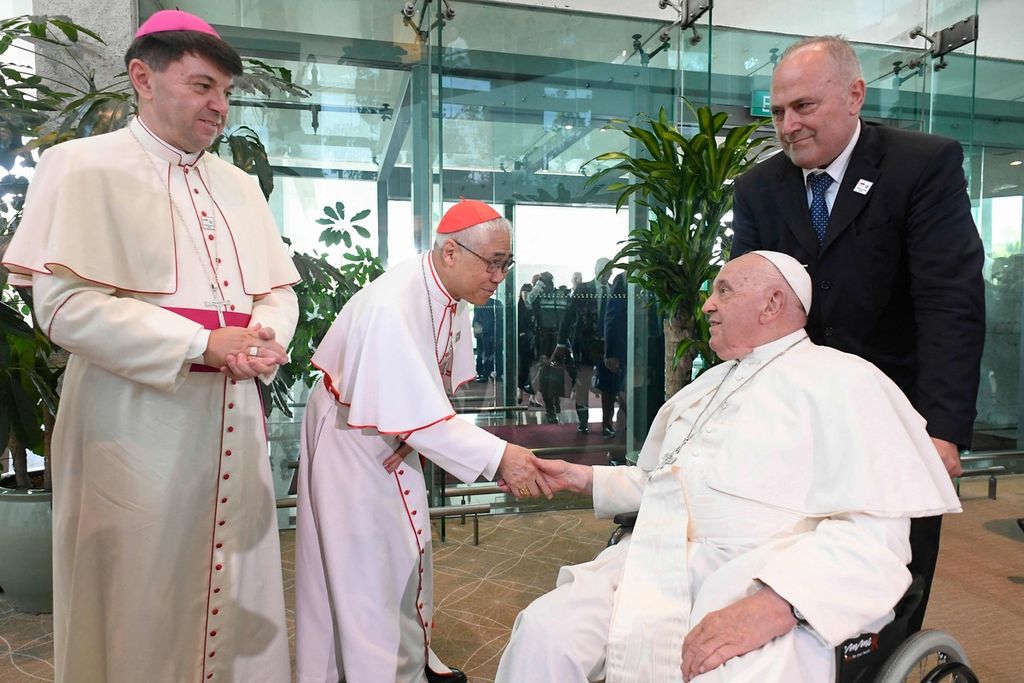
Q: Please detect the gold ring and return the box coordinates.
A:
[517,487,530,497]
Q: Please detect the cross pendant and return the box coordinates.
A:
[205,285,231,328]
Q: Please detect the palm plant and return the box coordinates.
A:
[586,104,772,396]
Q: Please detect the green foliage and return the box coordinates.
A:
[269,202,384,417]
[586,102,772,380]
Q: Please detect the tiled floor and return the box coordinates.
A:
[2,476,1023,682]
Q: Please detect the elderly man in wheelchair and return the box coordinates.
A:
[495,252,971,683]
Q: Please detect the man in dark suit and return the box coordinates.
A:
[731,35,985,633]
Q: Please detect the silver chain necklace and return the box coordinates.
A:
[658,336,807,468]
[128,123,231,327]
[421,255,454,367]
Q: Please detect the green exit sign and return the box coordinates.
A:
[751,90,771,117]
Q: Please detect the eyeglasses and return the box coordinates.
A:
[453,239,515,274]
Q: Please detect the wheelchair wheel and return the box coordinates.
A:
[874,629,977,683]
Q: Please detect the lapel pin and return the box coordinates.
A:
[853,179,874,195]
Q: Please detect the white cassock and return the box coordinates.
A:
[2,118,299,683]
[496,330,962,683]
[295,252,507,683]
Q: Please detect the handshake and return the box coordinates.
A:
[495,444,592,499]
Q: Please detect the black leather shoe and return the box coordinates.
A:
[602,426,616,439]
[426,666,468,683]
[577,423,589,433]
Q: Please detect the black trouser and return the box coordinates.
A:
[906,514,943,633]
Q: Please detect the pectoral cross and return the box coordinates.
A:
[206,284,231,328]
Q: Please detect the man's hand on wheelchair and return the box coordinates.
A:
[680,585,797,681]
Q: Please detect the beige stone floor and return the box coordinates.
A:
[2,476,1022,682]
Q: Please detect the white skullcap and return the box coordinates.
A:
[751,250,812,314]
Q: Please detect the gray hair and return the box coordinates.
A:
[780,35,863,87]
[432,216,511,251]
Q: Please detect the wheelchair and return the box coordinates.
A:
[607,512,979,683]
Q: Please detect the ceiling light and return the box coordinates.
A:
[1011,160,1022,166]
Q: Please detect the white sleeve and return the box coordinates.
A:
[249,285,299,385]
[33,266,203,392]
[592,465,647,519]
[403,416,506,484]
[756,513,912,647]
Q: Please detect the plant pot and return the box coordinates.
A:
[0,474,53,614]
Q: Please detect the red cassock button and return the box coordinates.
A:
[210,630,217,637]
[206,674,213,680]
[223,474,230,480]
[212,608,220,615]
[416,529,422,535]
[229,305,236,311]
[215,543,223,549]
[411,510,417,516]
[184,167,189,174]
[221,497,228,503]
[208,651,215,658]
[194,188,200,194]
[398,470,405,476]
[215,564,223,571]
[404,489,410,495]
[213,587,221,593]
[218,520,225,527]
[223,280,229,287]
[224,450,232,456]
[226,426,234,433]
[207,234,214,241]
[228,403,234,409]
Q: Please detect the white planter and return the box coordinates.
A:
[0,484,53,614]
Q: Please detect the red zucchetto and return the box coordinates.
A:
[437,198,501,234]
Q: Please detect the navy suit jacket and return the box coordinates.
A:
[732,120,985,446]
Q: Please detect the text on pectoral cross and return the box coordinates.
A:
[205,284,231,328]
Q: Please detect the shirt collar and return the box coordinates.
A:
[423,252,456,308]
[801,119,861,187]
[130,116,204,167]
[739,328,809,366]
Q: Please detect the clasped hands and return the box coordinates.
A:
[203,323,288,380]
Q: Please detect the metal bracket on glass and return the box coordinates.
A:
[400,0,456,42]
[908,14,978,72]
[656,0,712,44]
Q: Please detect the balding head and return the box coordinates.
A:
[702,253,808,359]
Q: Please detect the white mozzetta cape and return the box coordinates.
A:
[629,335,961,519]
[3,123,298,294]
[311,252,477,434]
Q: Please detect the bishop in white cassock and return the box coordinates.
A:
[495,251,961,683]
[295,199,551,683]
[2,11,299,683]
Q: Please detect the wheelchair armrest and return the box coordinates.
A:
[612,511,639,528]
[893,575,926,623]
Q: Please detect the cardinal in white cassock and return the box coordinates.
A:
[295,199,551,683]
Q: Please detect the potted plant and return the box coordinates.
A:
[586,104,772,397]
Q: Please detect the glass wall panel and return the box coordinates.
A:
[158,0,1024,516]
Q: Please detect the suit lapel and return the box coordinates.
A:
[822,123,883,253]
[775,160,820,257]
